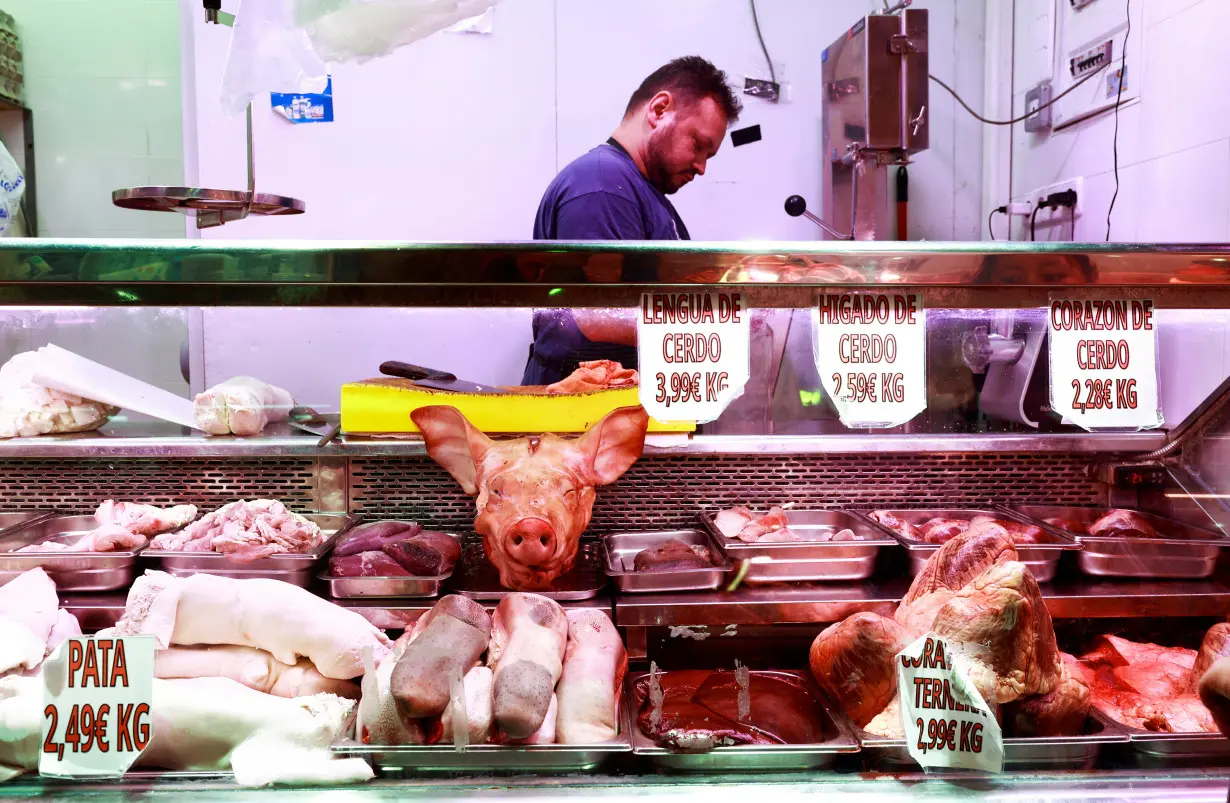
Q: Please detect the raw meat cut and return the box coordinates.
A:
[412,405,647,591]
[867,510,921,541]
[193,376,294,437]
[111,570,391,679]
[1192,623,1230,691]
[870,511,1042,546]
[329,551,410,577]
[917,518,969,544]
[0,351,118,439]
[864,697,904,738]
[1045,517,1090,536]
[0,567,61,675]
[1087,509,1160,539]
[1078,634,1217,733]
[556,608,626,744]
[1004,667,1090,737]
[149,499,324,562]
[931,559,1062,703]
[155,645,360,699]
[439,665,494,745]
[488,593,569,739]
[633,540,713,572]
[95,500,198,536]
[1198,653,1230,735]
[713,506,754,539]
[636,670,828,750]
[0,673,368,784]
[809,612,907,727]
[359,642,426,746]
[545,360,638,394]
[382,531,461,576]
[391,595,491,719]
[333,520,420,557]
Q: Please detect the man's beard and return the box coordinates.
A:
[645,125,679,194]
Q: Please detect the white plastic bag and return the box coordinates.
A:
[0,138,25,237]
[296,0,501,63]
[221,0,329,116]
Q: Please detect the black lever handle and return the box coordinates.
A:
[379,361,457,382]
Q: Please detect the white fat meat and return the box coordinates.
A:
[149,500,323,561]
[556,609,626,744]
[111,570,392,680]
[155,645,360,699]
[0,568,61,675]
[194,376,294,437]
[0,351,118,439]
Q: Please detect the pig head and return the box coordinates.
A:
[411,406,649,591]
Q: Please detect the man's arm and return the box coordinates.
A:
[554,192,642,346]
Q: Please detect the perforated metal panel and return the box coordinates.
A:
[0,458,319,513]
[349,453,1102,532]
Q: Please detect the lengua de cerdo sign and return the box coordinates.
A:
[637,291,751,424]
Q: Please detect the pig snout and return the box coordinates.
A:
[505,518,557,566]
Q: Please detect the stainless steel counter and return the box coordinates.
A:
[6,769,1230,802]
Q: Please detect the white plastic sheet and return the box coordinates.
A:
[0,137,25,237]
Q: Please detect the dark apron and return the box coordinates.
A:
[522,309,637,386]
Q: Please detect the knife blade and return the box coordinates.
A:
[289,407,341,447]
[379,361,496,394]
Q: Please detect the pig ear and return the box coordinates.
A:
[577,406,649,486]
[410,406,493,496]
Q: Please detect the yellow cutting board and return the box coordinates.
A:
[341,378,695,434]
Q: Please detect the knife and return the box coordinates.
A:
[379,361,496,394]
[289,406,341,447]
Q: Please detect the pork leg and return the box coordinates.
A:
[390,595,491,719]
[488,593,568,739]
[556,609,626,743]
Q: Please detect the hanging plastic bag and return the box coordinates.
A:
[0,137,25,237]
[294,0,502,63]
[221,0,329,116]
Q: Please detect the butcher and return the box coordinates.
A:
[522,56,742,386]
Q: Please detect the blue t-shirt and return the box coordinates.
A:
[533,140,691,241]
[524,139,686,385]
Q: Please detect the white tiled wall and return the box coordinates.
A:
[1001,0,1230,243]
[5,0,184,238]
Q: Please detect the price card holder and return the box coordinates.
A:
[40,636,154,778]
[638,291,751,424]
[1048,299,1163,431]
[896,633,1004,773]
[813,293,927,428]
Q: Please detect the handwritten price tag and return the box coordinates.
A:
[40,636,154,778]
[814,293,926,428]
[1048,299,1163,430]
[638,292,750,423]
[896,633,1003,773]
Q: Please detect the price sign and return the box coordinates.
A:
[1048,299,1163,430]
[638,292,750,423]
[896,633,1003,773]
[814,293,926,428]
[40,636,154,778]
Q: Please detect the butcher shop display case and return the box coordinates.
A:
[6,241,1230,800]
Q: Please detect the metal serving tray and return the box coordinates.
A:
[1112,726,1230,768]
[856,712,1128,772]
[331,701,631,774]
[1006,504,1228,579]
[319,531,462,598]
[0,515,142,592]
[0,510,53,536]
[627,669,859,772]
[855,508,1078,583]
[603,529,731,593]
[451,540,606,601]
[698,510,893,584]
[142,513,357,588]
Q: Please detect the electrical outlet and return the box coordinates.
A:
[1106,64,1127,98]
[1027,178,1084,240]
[1024,81,1053,133]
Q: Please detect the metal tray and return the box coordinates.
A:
[0,515,143,592]
[603,529,731,593]
[142,513,357,588]
[331,700,631,774]
[1112,725,1230,768]
[319,532,462,599]
[451,540,606,601]
[0,510,54,537]
[698,510,894,584]
[1007,504,1228,579]
[856,711,1128,772]
[627,669,859,772]
[855,507,1078,583]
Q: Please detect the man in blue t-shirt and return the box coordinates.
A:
[522,56,741,385]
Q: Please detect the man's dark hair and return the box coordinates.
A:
[624,56,741,124]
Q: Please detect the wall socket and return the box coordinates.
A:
[1025,177,1084,240]
[1024,81,1053,133]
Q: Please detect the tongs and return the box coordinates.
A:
[289,406,341,447]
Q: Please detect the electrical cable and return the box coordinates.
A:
[1106,0,1130,241]
[930,61,1108,127]
[1030,206,1040,242]
[749,0,776,86]
[988,207,1003,240]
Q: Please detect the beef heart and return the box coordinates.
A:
[411,405,648,591]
